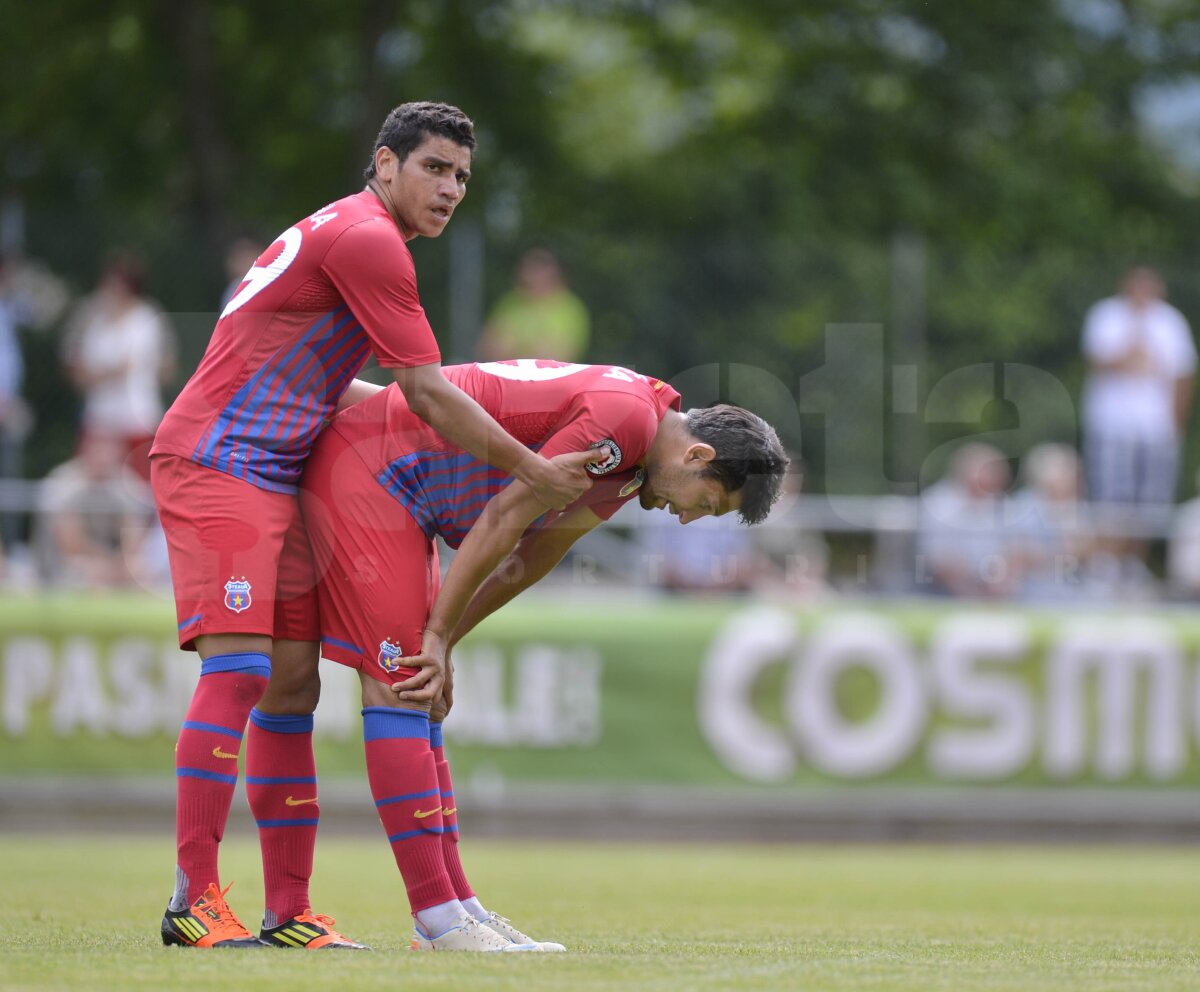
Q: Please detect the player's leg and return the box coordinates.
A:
[242,504,367,950]
[426,716,566,952]
[152,454,288,948]
[299,427,527,951]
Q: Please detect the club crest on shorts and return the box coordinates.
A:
[378,638,404,673]
[587,438,623,476]
[223,577,252,613]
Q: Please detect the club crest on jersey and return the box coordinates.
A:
[587,438,623,476]
[223,577,252,613]
[619,468,646,498]
[378,639,404,673]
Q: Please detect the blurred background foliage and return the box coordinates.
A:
[3,0,1200,489]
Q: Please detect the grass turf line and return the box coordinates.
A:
[1,836,1197,992]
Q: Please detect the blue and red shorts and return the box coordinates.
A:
[151,454,319,649]
[299,424,438,685]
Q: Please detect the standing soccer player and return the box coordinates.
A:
[299,359,789,950]
[151,104,596,950]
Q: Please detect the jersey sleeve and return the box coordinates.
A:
[536,390,660,519]
[321,220,442,368]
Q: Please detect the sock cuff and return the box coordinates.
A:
[249,708,314,734]
[362,706,430,742]
[200,652,272,678]
[429,722,444,749]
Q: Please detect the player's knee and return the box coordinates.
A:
[359,673,431,713]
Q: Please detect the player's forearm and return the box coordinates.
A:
[452,516,596,644]
[452,545,556,644]
[425,489,544,642]
[400,369,543,484]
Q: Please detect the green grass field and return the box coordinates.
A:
[1,835,1197,992]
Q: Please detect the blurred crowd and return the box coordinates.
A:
[2,246,1200,608]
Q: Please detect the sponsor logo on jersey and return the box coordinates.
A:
[586,438,623,476]
[224,577,252,613]
[378,638,404,673]
[619,468,646,498]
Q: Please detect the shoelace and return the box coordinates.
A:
[295,911,336,931]
[461,918,506,946]
[198,883,250,933]
[489,913,533,943]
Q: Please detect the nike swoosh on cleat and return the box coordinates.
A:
[284,796,319,806]
[413,808,441,819]
[212,747,239,760]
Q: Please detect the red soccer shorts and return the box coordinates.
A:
[151,454,320,649]
[299,424,438,686]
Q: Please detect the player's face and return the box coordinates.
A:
[639,461,740,525]
[384,135,472,240]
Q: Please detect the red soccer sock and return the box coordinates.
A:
[245,708,318,926]
[362,707,458,914]
[429,722,473,901]
[174,653,271,905]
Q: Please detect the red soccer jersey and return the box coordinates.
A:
[325,360,682,547]
[151,191,441,493]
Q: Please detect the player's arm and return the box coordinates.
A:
[391,458,601,703]
[393,362,592,510]
[452,506,603,645]
[336,378,386,411]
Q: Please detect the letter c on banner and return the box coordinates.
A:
[697,608,798,782]
[787,614,926,778]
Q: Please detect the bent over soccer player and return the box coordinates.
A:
[150,105,595,950]
[298,359,789,951]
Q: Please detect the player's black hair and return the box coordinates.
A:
[363,102,476,180]
[685,405,789,526]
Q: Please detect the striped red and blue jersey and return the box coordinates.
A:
[151,191,440,493]
[324,360,681,546]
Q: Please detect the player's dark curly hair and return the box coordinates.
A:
[685,405,789,526]
[363,101,476,180]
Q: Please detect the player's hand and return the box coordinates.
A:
[430,649,454,722]
[390,629,446,703]
[524,447,610,510]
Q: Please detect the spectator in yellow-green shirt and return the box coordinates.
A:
[478,247,591,361]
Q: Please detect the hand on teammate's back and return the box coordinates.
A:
[526,446,610,510]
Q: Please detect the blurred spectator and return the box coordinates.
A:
[0,254,34,546]
[1007,443,1095,602]
[1081,267,1195,513]
[1167,469,1200,599]
[478,248,591,361]
[61,251,176,479]
[750,456,831,597]
[220,236,264,312]
[34,432,157,588]
[916,443,1016,599]
[638,512,771,594]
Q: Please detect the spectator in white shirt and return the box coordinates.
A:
[62,251,176,480]
[1081,266,1195,510]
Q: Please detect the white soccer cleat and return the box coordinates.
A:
[409,915,537,952]
[483,912,567,952]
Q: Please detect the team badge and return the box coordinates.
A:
[378,638,404,673]
[586,438,623,476]
[223,577,252,613]
[619,469,646,498]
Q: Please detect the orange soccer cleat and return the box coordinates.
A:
[259,910,371,950]
[161,882,264,948]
